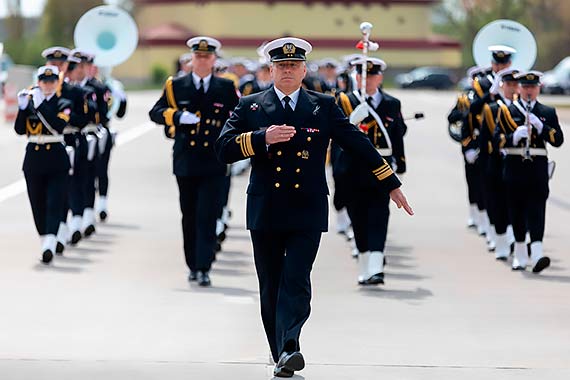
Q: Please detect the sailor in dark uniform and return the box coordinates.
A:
[494,71,563,272]
[337,57,407,285]
[14,66,72,264]
[461,46,514,248]
[149,36,239,286]
[215,37,412,378]
[42,46,92,249]
[480,68,519,259]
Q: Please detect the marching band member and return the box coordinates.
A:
[337,57,407,285]
[149,36,239,286]
[14,66,72,263]
[495,71,564,272]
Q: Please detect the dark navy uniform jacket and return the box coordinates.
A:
[215,87,401,231]
[338,90,407,177]
[149,74,239,177]
[494,99,564,187]
[14,94,72,176]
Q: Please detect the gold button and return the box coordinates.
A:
[277,150,282,156]
[191,130,196,135]
[296,168,300,173]
[215,109,220,114]
[204,142,209,147]
[46,144,51,150]
[275,183,280,188]
[206,119,211,124]
[297,152,302,157]
[276,167,282,172]
[205,130,210,135]
[35,145,40,151]
[307,137,312,142]
[190,141,196,146]
[294,184,300,189]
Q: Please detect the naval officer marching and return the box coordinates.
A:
[215,37,413,378]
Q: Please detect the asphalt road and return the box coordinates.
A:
[0,89,569,379]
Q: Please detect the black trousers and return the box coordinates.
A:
[97,135,113,196]
[464,160,484,210]
[176,175,225,272]
[485,161,509,234]
[346,190,390,253]
[25,171,68,236]
[250,230,321,362]
[69,157,88,217]
[85,157,98,209]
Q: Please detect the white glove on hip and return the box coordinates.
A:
[31,87,45,109]
[489,76,501,95]
[528,114,544,134]
[179,111,200,125]
[349,103,369,126]
[464,148,479,164]
[513,125,529,145]
[17,90,30,110]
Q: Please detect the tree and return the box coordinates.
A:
[40,0,104,47]
[433,0,570,69]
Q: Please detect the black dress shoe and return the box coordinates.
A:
[496,256,508,262]
[215,241,222,252]
[273,365,294,378]
[512,266,526,271]
[218,230,226,242]
[276,351,305,374]
[84,225,96,237]
[532,257,550,273]
[42,250,53,264]
[99,211,108,222]
[71,231,82,245]
[365,273,385,285]
[197,271,211,287]
[188,271,198,281]
[56,242,65,255]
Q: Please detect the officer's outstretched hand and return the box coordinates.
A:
[390,188,414,216]
[265,124,296,144]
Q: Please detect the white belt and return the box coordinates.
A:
[63,126,80,134]
[82,125,99,134]
[504,148,547,157]
[376,148,393,156]
[28,135,64,144]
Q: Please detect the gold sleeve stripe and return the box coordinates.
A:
[95,113,100,125]
[462,136,472,147]
[245,132,254,156]
[165,76,178,110]
[499,134,506,149]
[163,108,176,127]
[374,165,391,175]
[473,78,484,98]
[57,112,70,122]
[483,104,495,133]
[549,129,556,143]
[339,92,354,117]
[376,168,394,181]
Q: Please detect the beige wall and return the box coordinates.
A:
[136,3,432,39]
[115,2,460,81]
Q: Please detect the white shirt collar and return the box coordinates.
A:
[519,98,537,109]
[192,72,212,92]
[274,86,301,110]
[366,89,382,109]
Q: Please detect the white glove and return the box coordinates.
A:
[513,126,529,145]
[31,87,45,108]
[464,149,479,164]
[17,90,30,110]
[349,103,369,126]
[528,114,543,134]
[179,111,200,125]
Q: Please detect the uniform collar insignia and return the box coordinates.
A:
[250,102,259,111]
[312,105,320,115]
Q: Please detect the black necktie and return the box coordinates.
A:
[283,95,293,123]
[198,78,205,96]
[366,96,374,108]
